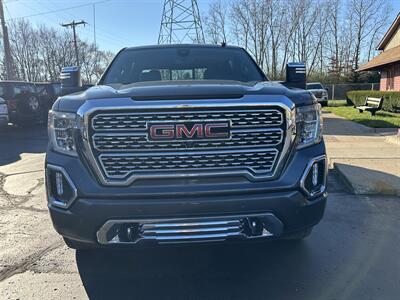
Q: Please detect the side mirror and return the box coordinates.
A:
[60,66,83,96]
[284,62,306,90]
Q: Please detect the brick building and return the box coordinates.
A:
[358,13,400,91]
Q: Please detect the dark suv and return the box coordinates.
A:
[35,82,62,120]
[46,45,327,249]
[0,81,41,125]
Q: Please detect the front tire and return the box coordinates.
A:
[282,227,313,241]
[63,237,98,250]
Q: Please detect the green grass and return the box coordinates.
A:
[323,105,400,128]
[327,100,348,107]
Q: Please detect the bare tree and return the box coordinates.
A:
[204,0,229,44]
[348,0,391,81]
[1,19,114,83]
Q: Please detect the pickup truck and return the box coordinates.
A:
[306,82,328,106]
[46,44,327,249]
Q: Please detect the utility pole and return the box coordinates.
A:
[61,20,87,66]
[0,0,15,80]
[93,4,96,48]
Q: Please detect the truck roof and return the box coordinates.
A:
[125,44,243,51]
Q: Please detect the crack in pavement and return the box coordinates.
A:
[0,171,45,207]
[1,169,43,177]
[0,206,48,213]
[0,241,63,282]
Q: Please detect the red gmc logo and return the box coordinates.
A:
[148,121,230,141]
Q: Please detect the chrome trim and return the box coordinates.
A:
[142,226,240,234]
[300,155,328,197]
[98,148,279,179]
[142,220,241,228]
[96,212,282,245]
[91,109,283,131]
[92,127,284,152]
[45,164,78,209]
[78,96,296,186]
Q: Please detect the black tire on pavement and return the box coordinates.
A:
[63,237,98,250]
[282,227,313,241]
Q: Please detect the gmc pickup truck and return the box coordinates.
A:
[46,45,327,249]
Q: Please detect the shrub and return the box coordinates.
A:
[346,90,400,112]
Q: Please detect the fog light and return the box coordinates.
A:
[55,172,64,196]
[300,156,327,197]
[312,163,318,186]
[46,165,77,209]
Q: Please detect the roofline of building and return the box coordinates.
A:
[377,12,400,50]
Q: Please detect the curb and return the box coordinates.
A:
[333,162,400,196]
[332,163,356,195]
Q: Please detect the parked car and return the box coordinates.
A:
[306,82,328,106]
[0,96,8,128]
[35,82,62,120]
[46,45,327,250]
[0,81,42,125]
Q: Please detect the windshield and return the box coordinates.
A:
[102,47,266,85]
[307,83,324,90]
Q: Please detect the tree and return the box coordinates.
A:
[1,19,114,83]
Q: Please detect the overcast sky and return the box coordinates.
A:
[4,0,400,53]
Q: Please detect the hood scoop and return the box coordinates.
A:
[117,81,252,101]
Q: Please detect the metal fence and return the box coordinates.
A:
[323,83,380,100]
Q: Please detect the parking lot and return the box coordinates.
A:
[0,124,399,299]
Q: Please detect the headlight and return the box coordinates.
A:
[48,111,78,156]
[296,104,322,149]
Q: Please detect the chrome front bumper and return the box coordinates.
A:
[96,213,284,245]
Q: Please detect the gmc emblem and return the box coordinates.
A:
[148,121,231,141]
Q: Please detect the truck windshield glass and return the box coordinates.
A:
[102,47,266,85]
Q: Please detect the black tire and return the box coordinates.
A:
[63,237,98,250]
[282,227,313,241]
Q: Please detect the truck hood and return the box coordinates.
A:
[55,80,314,112]
[307,89,327,93]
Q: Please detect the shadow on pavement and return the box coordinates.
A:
[76,240,312,300]
[0,124,47,167]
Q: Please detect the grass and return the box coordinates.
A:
[323,101,400,128]
[326,100,348,107]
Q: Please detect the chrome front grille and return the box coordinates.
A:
[92,109,283,130]
[86,105,288,184]
[99,149,278,178]
[313,91,323,98]
[93,129,283,151]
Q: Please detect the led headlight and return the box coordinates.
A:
[296,103,323,149]
[48,111,78,156]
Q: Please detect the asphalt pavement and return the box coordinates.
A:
[0,125,399,300]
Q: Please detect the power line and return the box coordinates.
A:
[7,0,110,21]
[33,1,127,46]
